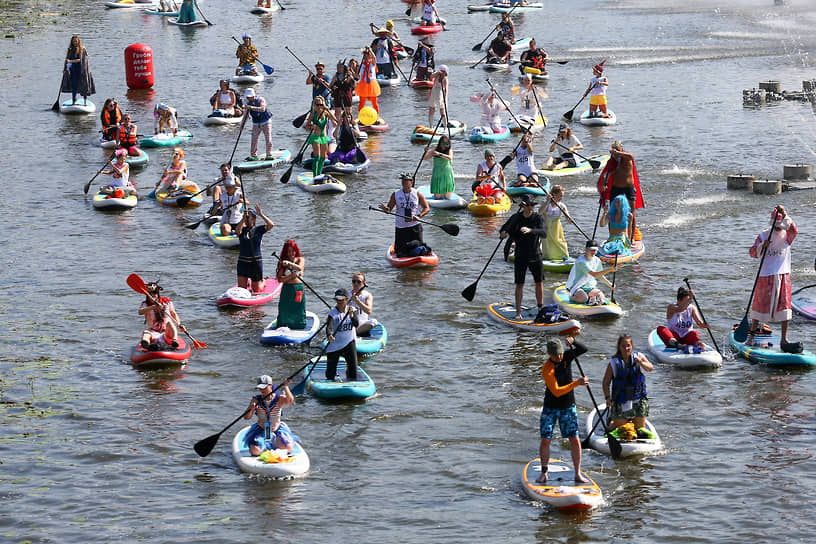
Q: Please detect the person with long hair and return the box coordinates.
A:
[138,282,181,351]
[355,47,381,116]
[304,96,337,180]
[349,273,377,335]
[100,98,122,142]
[330,61,358,132]
[61,34,95,105]
[425,135,455,200]
[116,114,140,157]
[100,149,135,197]
[428,65,448,128]
[545,124,583,171]
[157,147,187,193]
[275,240,306,329]
[602,334,655,437]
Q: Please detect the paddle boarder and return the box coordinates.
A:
[544,124,583,171]
[425,135,455,200]
[518,38,548,76]
[413,38,435,82]
[330,61,358,132]
[420,0,440,26]
[487,32,512,63]
[472,149,506,194]
[324,289,359,382]
[537,337,590,483]
[539,185,572,261]
[428,65,449,128]
[210,79,241,117]
[306,61,331,106]
[510,132,540,187]
[242,88,275,162]
[177,0,198,24]
[657,286,710,352]
[153,103,178,136]
[602,334,656,438]
[477,89,505,134]
[61,34,95,106]
[304,96,337,180]
[116,114,139,158]
[600,194,633,256]
[597,141,644,242]
[237,205,274,293]
[218,178,244,236]
[138,281,180,351]
[276,239,307,329]
[99,149,135,197]
[497,12,516,44]
[355,47,381,117]
[500,195,546,320]
[745,205,800,352]
[349,273,377,335]
[157,147,187,193]
[100,98,122,142]
[372,28,396,80]
[584,60,609,118]
[566,240,616,305]
[379,173,432,257]
[207,163,240,215]
[242,375,295,456]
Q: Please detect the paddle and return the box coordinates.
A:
[126,273,208,349]
[393,58,410,83]
[581,406,609,449]
[184,200,241,230]
[285,45,330,94]
[683,278,722,356]
[194,0,213,25]
[407,57,417,84]
[486,77,526,131]
[84,151,117,194]
[194,371,302,457]
[553,141,603,170]
[270,251,332,310]
[51,78,63,111]
[471,3,518,51]
[461,238,504,301]
[500,129,530,169]
[369,206,459,236]
[289,282,368,396]
[572,349,622,459]
[342,110,367,164]
[275,0,285,10]
[734,209,779,342]
[231,36,274,75]
[469,54,489,69]
[592,168,610,241]
[562,92,588,122]
[610,251,619,303]
[280,124,314,184]
[404,1,417,17]
[292,111,309,128]
[534,182,591,240]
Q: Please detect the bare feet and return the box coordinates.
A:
[574,474,589,484]
[745,335,755,347]
[514,314,523,320]
[535,472,548,484]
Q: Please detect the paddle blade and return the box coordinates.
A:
[290,378,307,396]
[472,42,483,52]
[589,159,601,170]
[126,273,149,295]
[83,180,93,195]
[175,196,192,208]
[280,164,294,184]
[581,435,592,449]
[405,6,411,16]
[500,155,513,168]
[292,113,307,128]
[194,431,222,457]
[733,316,750,343]
[607,433,623,459]
[51,100,60,112]
[184,218,204,230]
[441,223,460,236]
[261,63,274,75]
[461,281,478,302]
[562,109,575,121]
[192,339,208,350]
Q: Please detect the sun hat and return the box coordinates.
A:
[244,88,255,98]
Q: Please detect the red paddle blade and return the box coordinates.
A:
[126,273,148,295]
[192,339,208,350]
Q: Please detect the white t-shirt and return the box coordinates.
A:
[516,146,535,176]
[589,76,607,96]
[394,188,420,229]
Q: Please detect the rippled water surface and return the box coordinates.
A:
[1,1,816,542]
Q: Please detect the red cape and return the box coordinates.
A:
[597,157,645,209]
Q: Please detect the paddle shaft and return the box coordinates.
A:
[591,169,610,241]
[582,406,609,448]
[486,78,525,130]
[194,0,212,25]
[84,151,117,194]
[473,3,519,50]
[275,0,285,10]
[284,46,330,91]
[461,238,504,301]
[127,274,206,349]
[469,53,489,69]
[553,141,600,169]
[536,183,590,240]
[368,206,457,235]
[683,278,722,355]
[610,252,618,303]
[270,251,332,309]
[280,123,314,184]
[562,94,587,121]
[572,351,622,459]
[441,82,451,139]
[736,209,779,341]
[412,115,446,180]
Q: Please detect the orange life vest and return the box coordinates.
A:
[119,125,137,146]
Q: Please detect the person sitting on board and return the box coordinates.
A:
[518,38,548,75]
[177,0,198,24]
[243,88,275,161]
[153,103,178,136]
[242,375,295,456]
[329,113,366,165]
[116,114,139,157]
[602,334,656,439]
[544,124,583,171]
[421,0,440,26]
[217,177,244,236]
[474,89,505,134]
[237,205,274,293]
[324,289,359,382]
[138,281,180,351]
[207,163,239,216]
[583,60,609,118]
[657,286,710,353]
[487,32,512,64]
[509,132,540,187]
[472,148,506,196]
[413,38,435,82]
[537,337,590,483]
[156,147,188,194]
[539,185,573,261]
[500,195,546,320]
[349,273,378,336]
[566,240,616,305]
[428,65,449,128]
[276,239,307,329]
[425,135,455,200]
[100,149,136,197]
[100,98,122,143]
[236,33,259,76]
[745,205,800,351]
[379,173,432,257]
[597,141,644,242]
[256,0,273,8]
[211,79,242,117]
[497,12,516,44]
[599,193,632,257]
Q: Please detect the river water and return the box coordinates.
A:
[1,0,815,542]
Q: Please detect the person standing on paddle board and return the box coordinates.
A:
[177,0,198,24]
[61,35,95,106]
[379,173,432,257]
[306,61,332,106]
[330,61,358,133]
[372,28,396,80]
[745,205,800,351]
[500,195,546,320]
[243,88,275,162]
[657,286,710,352]
[537,337,590,483]
[304,96,337,180]
[428,65,449,128]
[539,185,573,261]
[584,60,609,118]
[324,289,359,382]
[237,206,274,294]
[242,375,294,456]
[566,240,616,305]
[355,47,381,117]
[413,38,435,82]
[597,141,644,242]
[276,239,307,329]
[425,135,455,200]
[602,334,655,438]
[138,281,180,351]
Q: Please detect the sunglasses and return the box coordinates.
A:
[351,279,363,284]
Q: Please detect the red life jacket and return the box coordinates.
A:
[119,125,137,146]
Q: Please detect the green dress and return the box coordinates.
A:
[277,283,306,329]
[177,0,197,23]
[430,155,455,195]
[306,114,330,145]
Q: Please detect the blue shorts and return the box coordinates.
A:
[244,422,294,451]
[539,405,579,439]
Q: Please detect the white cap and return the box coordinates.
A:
[438,64,448,73]
[244,88,255,98]
[242,33,251,40]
